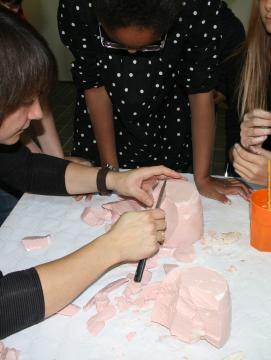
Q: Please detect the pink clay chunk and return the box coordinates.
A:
[152,266,231,348]
[22,235,51,251]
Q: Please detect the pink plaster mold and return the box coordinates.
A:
[154,180,204,255]
[82,179,204,261]
[152,266,231,348]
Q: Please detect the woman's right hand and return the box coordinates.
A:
[241,109,271,152]
[233,143,271,185]
[103,209,166,263]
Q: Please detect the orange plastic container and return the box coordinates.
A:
[250,189,271,252]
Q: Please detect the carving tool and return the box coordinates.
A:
[134,180,167,282]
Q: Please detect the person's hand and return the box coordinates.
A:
[240,110,271,152]
[107,165,184,207]
[233,143,271,185]
[102,209,166,263]
[65,156,93,201]
[213,90,227,109]
[195,174,251,204]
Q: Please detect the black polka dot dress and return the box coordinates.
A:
[58,0,225,170]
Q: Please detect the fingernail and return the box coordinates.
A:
[234,143,240,150]
[224,199,231,205]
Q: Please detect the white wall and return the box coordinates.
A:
[225,0,253,29]
[23,0,73,81]
[22,0,253,82]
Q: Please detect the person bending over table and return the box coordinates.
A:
[227,0,271,185]
[58,0,250,204]
[0,7,181,339]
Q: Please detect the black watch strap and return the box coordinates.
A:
[96,166,111,196]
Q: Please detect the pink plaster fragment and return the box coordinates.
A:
[137,282,162,303]
[126,271,151,286]
[95,293,110,312]
[126,331,136,342]
[100,278,130,295]
[0,342,20,360]
[173,245,196,263]
[115,296,132,312]
[57,304,81,316]
[163,264,178,274]
[141,270,152,286]
[87,319,105,336]
[22,235,51,252]
[158,247,174,257]
[81,207,111,226]
[83,296,96,311]
[123,280,142,298]
[146,255,158,269]
[84,278,129,311]
[88,303,116,324]
[103,199,143,222]
[87,302,116,336]
[152,266,231,349]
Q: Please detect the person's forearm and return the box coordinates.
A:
[189,92,215,182]
[85,87,118,168]
[32,108,64,158]
[36,234,119,317]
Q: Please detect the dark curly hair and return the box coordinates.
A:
[0,5,57,122]
[92,0,181,35]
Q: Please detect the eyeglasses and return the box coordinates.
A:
[98,24,167,52]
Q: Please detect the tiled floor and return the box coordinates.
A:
[51,82,226,175]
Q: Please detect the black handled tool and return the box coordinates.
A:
[134,180,167,282]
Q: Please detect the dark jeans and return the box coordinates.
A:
[0,187,20,226]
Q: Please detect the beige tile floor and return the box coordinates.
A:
[51,82,226,175]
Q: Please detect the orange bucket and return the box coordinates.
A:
[250,189,271,252]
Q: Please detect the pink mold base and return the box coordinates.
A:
[151,266,231,348]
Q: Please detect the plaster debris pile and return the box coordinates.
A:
[84,264,232,348]
[81,179,231,347]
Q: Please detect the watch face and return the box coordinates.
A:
[105,164,117,172]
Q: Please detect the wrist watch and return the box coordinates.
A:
[96,164,118,196]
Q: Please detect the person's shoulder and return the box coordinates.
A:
[177,0,224,22]
[58,0,97,22]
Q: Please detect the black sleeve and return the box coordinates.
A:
[0,268,45,339]
[58,0,104,90]
[0,142,69,195]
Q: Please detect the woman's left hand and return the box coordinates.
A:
[195,174,251,204]
[107,165,184,207]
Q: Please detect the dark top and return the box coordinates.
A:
[0,143,69,339]
[58,0,240,170]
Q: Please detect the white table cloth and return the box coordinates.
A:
[1,175,271,360]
